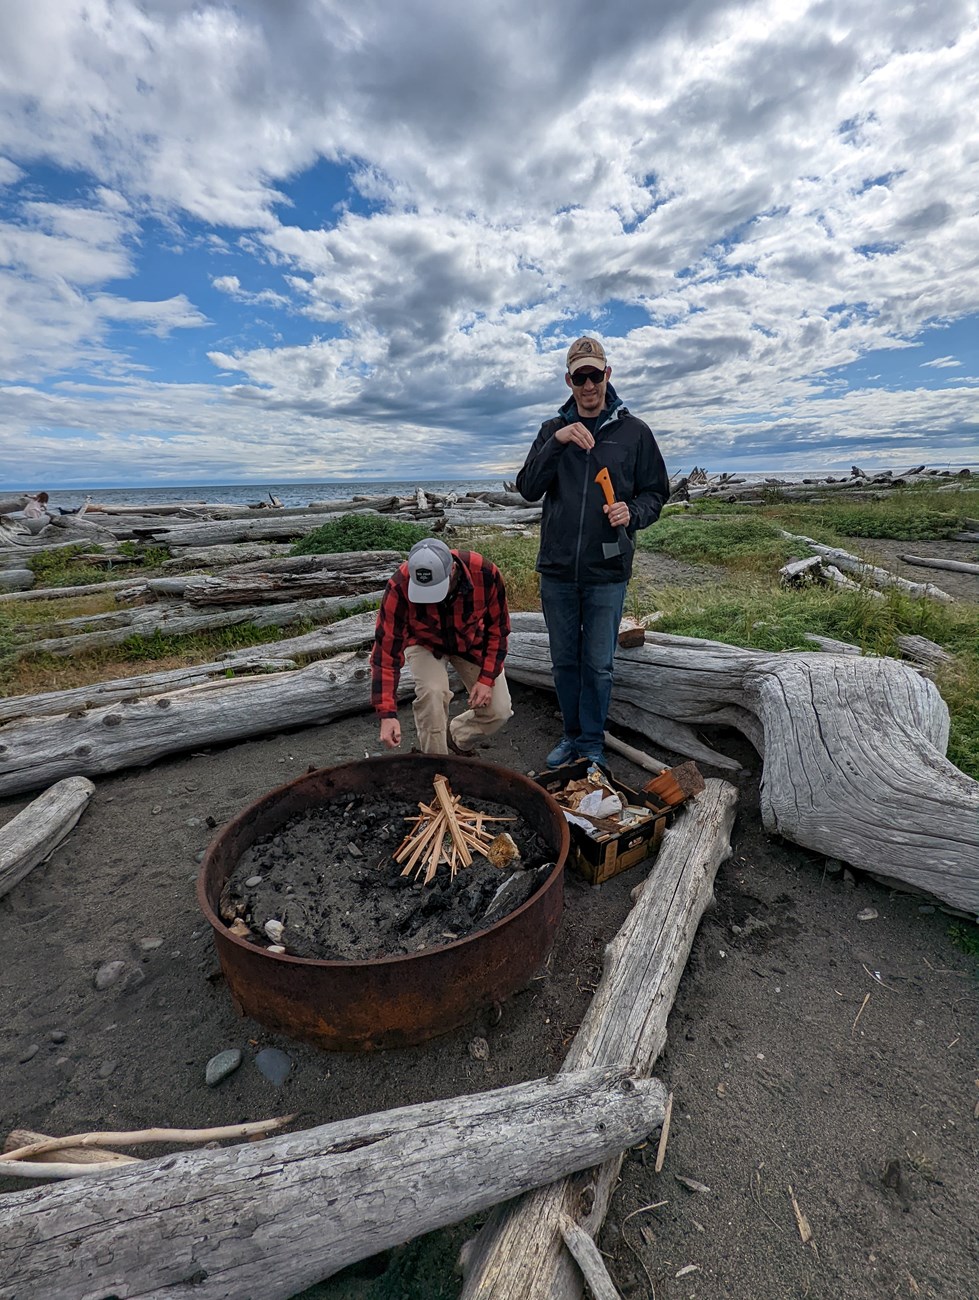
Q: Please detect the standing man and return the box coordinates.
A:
[517,337,669,768]
[370,537,512,756]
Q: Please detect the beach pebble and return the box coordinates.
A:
[140,937,164,952]
[245,876,263,887]
[98,1060,118,1079]
[255,1047,293,1085]
[49,1029,68,1043]
[152,806,162,814]
[857,908,879,922]
[94,960,127,990]
[206,1048,243,1088]
[195,851,206,863]
[264,919,285,943]
[18,1044,40,1064]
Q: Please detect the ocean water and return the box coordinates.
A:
[13,479,505,512]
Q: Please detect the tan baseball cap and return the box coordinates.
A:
[566,336,608,375]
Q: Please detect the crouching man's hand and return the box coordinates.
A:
[380,718,401,749]
[468,682,493,710]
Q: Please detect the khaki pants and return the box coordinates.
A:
[404,644,512,755]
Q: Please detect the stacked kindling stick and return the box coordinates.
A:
[394,774,515,885]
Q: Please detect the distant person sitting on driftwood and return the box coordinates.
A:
[23,492,51,533]
[370,538,513,756]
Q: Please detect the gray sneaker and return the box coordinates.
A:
[546,737,578,769]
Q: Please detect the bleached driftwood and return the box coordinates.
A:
[0,612,382,724]
[895,634,954,669]
[178,556,398,607]
[0,776,95,900]
[3,1130,139,1168]
[444,507,542,527]
[0,654,408,797]
[12,591,383,661]
[460,780,739,1299]
[150,512,385,548]
[0,570,33,592]
[780,533,956,602]
[506,628,979,912]
[162,542,294,570]
[804,633,864,655]
[0,1066,666,1300]
[899,553,979,577]
[0,577,138,602]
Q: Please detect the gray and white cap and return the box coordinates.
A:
[407,538,454,604]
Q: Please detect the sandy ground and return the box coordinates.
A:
[1,548,978,1299]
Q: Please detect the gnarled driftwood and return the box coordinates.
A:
[0,1066,666,1300]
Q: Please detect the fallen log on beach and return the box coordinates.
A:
[0,654,410,796]
[0,1066,666,1300]
[0,611,379,722]
[779,533,956,602]
[460,779,738,1300]
[10,590,383,661]
[0,776,95,900]
[899,553,979,577]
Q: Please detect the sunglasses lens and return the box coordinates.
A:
[572,369,605,385]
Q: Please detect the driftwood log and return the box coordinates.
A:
[161,542,294,569]
[0,611,379,723]
[0,654,410,796]
[150,512,385,548]
[0,1066,666,1300]
[505,626,979,913]
[460,780,739,1299]
[780,532,956,602]
[0,776,95,900]
[899,553,979,577]
[12,590,383,661]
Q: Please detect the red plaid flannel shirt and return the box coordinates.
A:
[370,549,510,718]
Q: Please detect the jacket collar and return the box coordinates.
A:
[558,381,625,430]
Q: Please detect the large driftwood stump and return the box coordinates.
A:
[0,776,95,899]
[0,1067,666,1300]
[506,627,979,913]
[460,780,738,1300]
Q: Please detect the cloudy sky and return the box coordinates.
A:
[1,0,977,489]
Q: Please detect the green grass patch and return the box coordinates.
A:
[637,514,803,569]
[948,922,979,962]
[292,514,428,556]
[27,545,121,587]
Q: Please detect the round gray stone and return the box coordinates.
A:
[94,960,127,990]
[206,1048,243,1088]
[19,1044,40,1064]
[255,1047,293,1086]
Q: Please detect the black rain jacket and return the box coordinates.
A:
[516,383,669,583]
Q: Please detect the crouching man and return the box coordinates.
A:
[370,538,513,755]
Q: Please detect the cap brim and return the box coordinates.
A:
[568,357,607,374]
[408,575,451,604]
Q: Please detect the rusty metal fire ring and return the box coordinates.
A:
[197,754,570,1050]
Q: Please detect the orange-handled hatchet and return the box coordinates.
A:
[594,467,629,559]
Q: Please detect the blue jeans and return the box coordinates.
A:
[539,577,628,752]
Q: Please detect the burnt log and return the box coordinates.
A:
[0,1067,666,1300]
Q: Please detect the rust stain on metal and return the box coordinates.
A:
[197,754,570,1051]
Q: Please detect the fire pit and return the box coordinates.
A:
[197,754,570,1050]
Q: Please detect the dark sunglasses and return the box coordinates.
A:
[570,368,606,386]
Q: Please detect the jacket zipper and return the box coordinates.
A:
[572,406,619,581]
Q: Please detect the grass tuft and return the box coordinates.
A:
[292,514,428,556]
